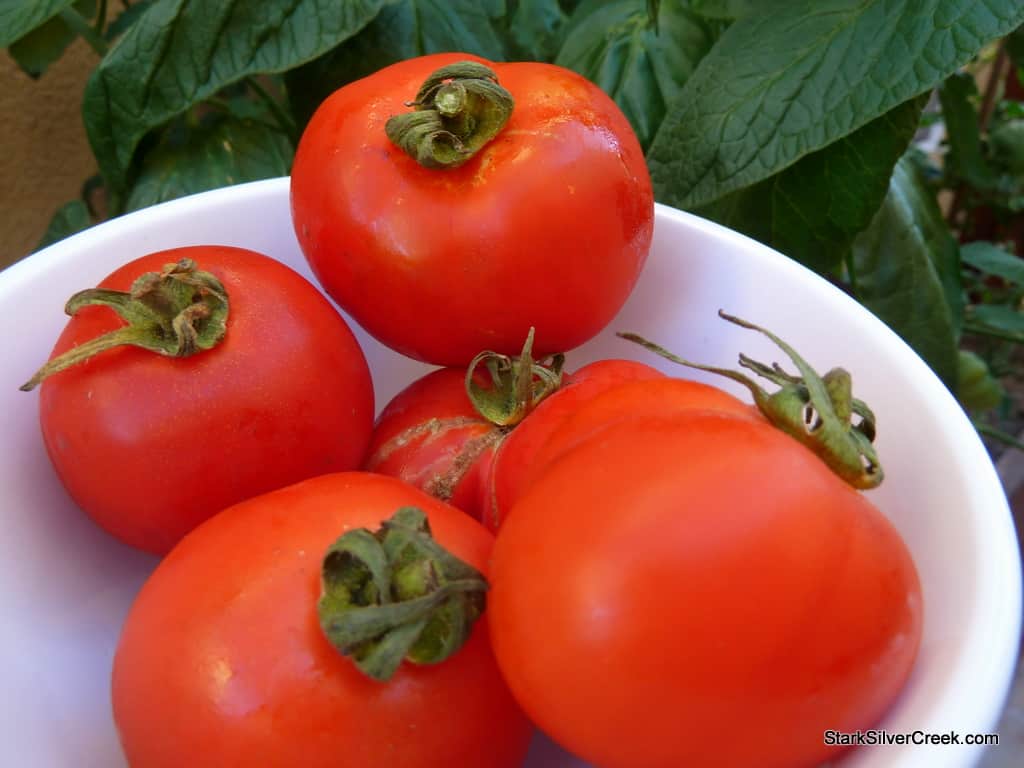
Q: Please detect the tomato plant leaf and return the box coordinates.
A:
[698,94,926,273]
[124,114,293,212]
[0,0,76,48]
[684,0,790,19]
[507,0,571,61]
[969,304,1024,340]
[961,241,1024,286]
[938,72,997,189]
[7,0,94,78]
[82,0,385,200]
[648,0,1024,210]
[285,0,509,131]
[36,199,92,251]
[850,156,961,389]
[555,0,716,150]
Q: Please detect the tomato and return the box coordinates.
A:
[367,357,662,527]
[492,375,761,524]
[112,472,533,768]
[485,359,666,528]
[489,412,923,768]
[290,52,654,365]
[29,246,374,554]
[364,366,501,517]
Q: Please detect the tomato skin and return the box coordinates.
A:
[489,413,923,768]
[290,53,654,365]
[486,359,665,529]
[364,367,501,519]
[112,472,533,768]
[37,246,374,554]
[493,376,760,523]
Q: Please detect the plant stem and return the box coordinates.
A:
[94,0,108,33]
[947,41,1008,229]
[964,319,1024,344]
[844,249,860,296]
[59,7,110,57]
[973,420,1024,451]
[245,76,298,144]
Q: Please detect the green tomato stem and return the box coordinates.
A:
[618,310,884,490]
[385,61,514,169]
[318,507,488,682]
[20,259,229,392]
[465,328,565,427]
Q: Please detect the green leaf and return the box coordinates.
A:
[956,349,1005,412]
[36,199,92,251]
[8,0,94,77]
[961,241,1024,285]
[82,0,385,199]
[968,304,1024,340]
[555,0,716,150]
[684,0,789,19]
[938,72,997,189]
[698,94,926,273]
[850,156,961,389]
[285,0,509,131]
[507,0,570,61]
[648,0,1024,210]
[0,0,74,48]
[123,114,293,212]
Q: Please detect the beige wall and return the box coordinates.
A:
[1,40,98,268]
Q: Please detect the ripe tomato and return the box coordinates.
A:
[491,375,760,524]
[364,366,501,517]
[367,357,662,527]
[489,412,922,768]
[30,246,374,554]
[113,472,533,768]
[290,53,654,365]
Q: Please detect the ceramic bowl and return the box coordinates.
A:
[0,177,1019,767]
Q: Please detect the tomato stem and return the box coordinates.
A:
[618,310,883,490]
[385,61,514,169]
[20,259,229,392]
[465,328,565,427]
[318,507,488,682]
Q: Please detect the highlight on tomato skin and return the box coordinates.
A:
[111,472,534,768]
[488,411,923,768]
[290,52,655,366]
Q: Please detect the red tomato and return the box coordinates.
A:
[364,366,501,518]
[113,472,533,768]
[367,358,662,527]
[32,246,374,554]
[290,53,654,365]
[492,376,760,523]
[486,359,666,529]
[489,412,923,768]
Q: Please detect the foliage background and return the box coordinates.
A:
[5,0,1024,447]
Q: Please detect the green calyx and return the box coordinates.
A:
[385,61,514,169]
[20,258,229,392]
[317,507,488,682]
[619,311,883,490]
[465,327,565,427]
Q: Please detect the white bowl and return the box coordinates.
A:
[1,177,1019,768]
